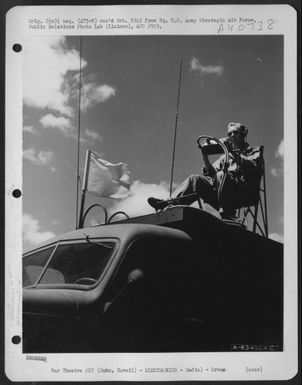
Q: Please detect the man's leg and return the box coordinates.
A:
[148,174,218,210]
[172,174,218,207]
[215,171,238,219]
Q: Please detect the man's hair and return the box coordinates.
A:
[227,122,248,137]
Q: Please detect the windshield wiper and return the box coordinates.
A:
[83,233,114,249]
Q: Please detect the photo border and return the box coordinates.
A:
[1,1,301,384]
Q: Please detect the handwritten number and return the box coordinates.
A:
[267,19,276,29]
[257,21,263,31]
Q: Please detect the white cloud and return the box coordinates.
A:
[85,128,103,143]
[23,36,116,120]
[271,140,284,178]
[109,180,222,221]
[89,218,102,226]
[275,140,284,159]
[269,233,284,243]
[23,213,56,247]
[190,57,224,76]
[24,36,84,117]
[81,83,116,112]
[23,148,54,167]
[110,180,170,219]
[40,113,73,135]
[271,167,283,178]
[23,125,39,134]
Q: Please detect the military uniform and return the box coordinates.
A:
[172,143,262,216]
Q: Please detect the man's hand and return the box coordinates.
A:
[230,150,240,162]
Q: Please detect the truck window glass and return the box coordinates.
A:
[38,241,115,286]
[23,246,56,287]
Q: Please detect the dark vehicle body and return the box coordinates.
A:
[23,207,283,353]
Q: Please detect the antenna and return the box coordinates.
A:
[169,58,183,197]
[76,36,83,229]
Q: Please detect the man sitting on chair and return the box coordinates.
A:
[148,122,262,221]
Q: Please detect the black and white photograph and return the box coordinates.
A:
[4,4,298,382]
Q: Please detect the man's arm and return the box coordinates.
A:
[239,148,262,175]
[201,150,216,177]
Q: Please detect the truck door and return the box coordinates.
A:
[99,235,199,352]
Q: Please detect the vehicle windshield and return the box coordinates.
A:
[23,246,56,287]
[23,240,116,288]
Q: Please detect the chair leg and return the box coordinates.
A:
[252,203,259,233]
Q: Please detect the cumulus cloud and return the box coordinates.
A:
[190,57,224,76]
[23,125,39,134]
[269,233,284,243]
[40,113,73,135]
[271,168,282,178]
[81,84,116,112]
[271,140,284,178]
[23,213,56,247]
[110,180,170,219]
[23,36,116,123]
[23,148,54,167]
[85,128,103,143]
[275,140,284,159]
[108,180,222,221]
[23,36,83,117]
[89,218,102,226]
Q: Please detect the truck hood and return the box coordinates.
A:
[23,288,80,318]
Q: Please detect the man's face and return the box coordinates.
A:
[227,126,244,149]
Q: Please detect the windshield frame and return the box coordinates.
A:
[23,244,59,288]
[23,237,119,290]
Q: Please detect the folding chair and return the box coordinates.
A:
[237,146,269,237]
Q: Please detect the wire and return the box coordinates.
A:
[76,36,83,229]
[169,58,183,197]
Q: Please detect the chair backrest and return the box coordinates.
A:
[238,146,269,237]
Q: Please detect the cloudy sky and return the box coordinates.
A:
[22,35,284,250]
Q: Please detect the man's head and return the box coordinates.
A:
[227,122,248,149]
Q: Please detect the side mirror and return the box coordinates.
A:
[127,269,145,284]
[104,269,145,314]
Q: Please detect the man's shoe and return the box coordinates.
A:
[148,197,169,211]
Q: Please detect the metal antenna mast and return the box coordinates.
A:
[169,58,183,197]
[76,36,83,229]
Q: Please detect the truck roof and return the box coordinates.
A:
[23,216,192,255]
[23,207,280,255]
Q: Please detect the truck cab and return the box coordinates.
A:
[23,207,283,353]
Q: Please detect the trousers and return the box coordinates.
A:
[172,172,247,214]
